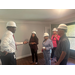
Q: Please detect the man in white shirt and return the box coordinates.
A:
[0,21,28,65]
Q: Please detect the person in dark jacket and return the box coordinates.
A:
[29,31,38,65]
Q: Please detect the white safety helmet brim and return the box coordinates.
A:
[57,24,67,30]
[6,21,17,28]
[32,31,36,34]
[43,33,49,37]
[52,28,58,31]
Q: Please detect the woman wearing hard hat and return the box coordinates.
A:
[42,33,53,65]
[51,28,60,61]
[29,31,38,65]
[55,24,70,65]
[0,21,28,65]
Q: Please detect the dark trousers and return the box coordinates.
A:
[56,57,68,65]
[31,49,38,62]
[1,53,16,65]
[51,47,56,58]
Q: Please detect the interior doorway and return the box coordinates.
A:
[45,26,51,38]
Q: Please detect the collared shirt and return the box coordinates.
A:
[1,30,23,53]
[42,39,53,50]
[51,34,60,47]
[55,34,70,60]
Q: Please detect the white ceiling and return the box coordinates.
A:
[0,9,75,21]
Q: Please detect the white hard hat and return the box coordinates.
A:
[58,24,67,30]
[52,28,58,31]
[6,21,17,27]
[32,31,36,34]
[43,33,49,37]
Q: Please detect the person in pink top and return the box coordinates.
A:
[51,28,60,60]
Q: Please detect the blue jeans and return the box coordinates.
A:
[43,50,51,65]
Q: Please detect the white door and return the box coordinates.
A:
[45,27,51,38]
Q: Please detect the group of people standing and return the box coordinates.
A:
[0,21,70,65]
[42,24,70,65]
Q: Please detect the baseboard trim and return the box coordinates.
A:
[16,51,42,60]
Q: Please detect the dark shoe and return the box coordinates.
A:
[30,61,34,64]
[35,62,38,65]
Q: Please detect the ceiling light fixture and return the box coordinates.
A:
[55,9,68,14]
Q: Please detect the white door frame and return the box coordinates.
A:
[45,24,51,38]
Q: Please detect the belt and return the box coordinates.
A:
[0,50,15,55]
[12,53,15,55]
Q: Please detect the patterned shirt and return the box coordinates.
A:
[42,39,53,50]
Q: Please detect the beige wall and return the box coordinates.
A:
[0,21,50,59]
[0,22,7,38]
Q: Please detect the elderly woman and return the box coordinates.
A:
[42,33,53,65]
